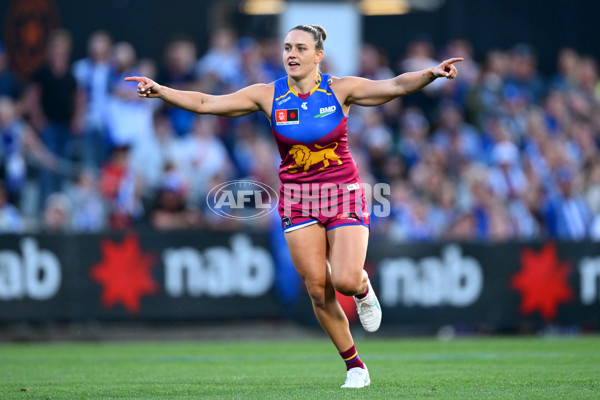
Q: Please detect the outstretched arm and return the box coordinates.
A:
[338,57,463,107]
[124,76,272,118]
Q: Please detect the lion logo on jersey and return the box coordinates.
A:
[285,142,342,174]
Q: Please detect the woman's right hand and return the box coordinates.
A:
[124,76,161,98]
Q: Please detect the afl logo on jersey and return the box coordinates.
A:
[276,109,299,125]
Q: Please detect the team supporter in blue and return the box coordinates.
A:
[125,24,461,388]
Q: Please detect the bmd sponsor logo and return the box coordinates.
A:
[314,105,336,118]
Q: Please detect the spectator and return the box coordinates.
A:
[0,96,57,205]
[508,182,542,238]
[550,48,580,92]
[100,145,143,230]
[196,27,242,90]
[384,180,414,242]
[150,162,202,230]
[237,37,272,86]
[439,39,480,104]
[446,211,477,240]
[400,38,443,118]
[258,37,287,82]
[397,107,430,168]
[66,168,107,232]
[158,35,198,136]
[431,180,461,236]
[576,56,598,101]
[460,164,514,240]
[130,112,179,195]
[23,29,84,205]
[505,43,545,104]
[430,101,484,177]
[567,118,597,168]
[358,43,395,81]
[400,195,437,241]
[0,182,24,233]
[0,42,21,99]
[230,118,279,186]
[542,167,592,239]
[466,50,510,127]
[42,192,72,232]
[487,141,527,201]
[72,30,113,168]
[106,42,154,149]
[0,32,597,239]
[360,109,394,180]
[585,160,600,215]
[174,114,234,203]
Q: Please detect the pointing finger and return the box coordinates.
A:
[446,57,464,64]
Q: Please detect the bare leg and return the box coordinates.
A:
[285,223,354,352]
[326,225,370,296]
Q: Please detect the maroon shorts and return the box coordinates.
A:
[278,182,370,232]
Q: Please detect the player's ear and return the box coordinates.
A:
[315,50,324,64]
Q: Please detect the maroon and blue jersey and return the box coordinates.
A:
[270,74,360,187]
[270,74,369,231]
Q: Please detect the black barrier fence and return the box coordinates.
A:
[1,231,599,332]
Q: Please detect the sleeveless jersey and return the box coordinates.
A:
[270,74,360,187]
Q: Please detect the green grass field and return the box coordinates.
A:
[1,335,599,399]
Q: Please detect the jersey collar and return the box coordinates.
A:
[286,73,322,98]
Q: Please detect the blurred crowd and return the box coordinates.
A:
[0,26,599,242]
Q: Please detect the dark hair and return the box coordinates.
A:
[289,25,327,51]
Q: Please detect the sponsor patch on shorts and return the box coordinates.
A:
[336,212,360,221]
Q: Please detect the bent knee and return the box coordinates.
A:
[304,282,332,310]
[332,276,363,296]
[304,282,325,308]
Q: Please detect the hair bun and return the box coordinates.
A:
[309,25,327,42]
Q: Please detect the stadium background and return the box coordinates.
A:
[0,0,599,339]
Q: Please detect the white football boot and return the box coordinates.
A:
[354,279,382,332]
[341,366,371,388]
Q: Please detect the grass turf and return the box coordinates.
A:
[1,335,599,399]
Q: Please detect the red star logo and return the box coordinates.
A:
[510,243,573,321]
[289,111,296,119]
[90,236,159,313]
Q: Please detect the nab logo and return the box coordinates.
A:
[315,105,336,118]
[207,180,279,220]
[0,238,61,301]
